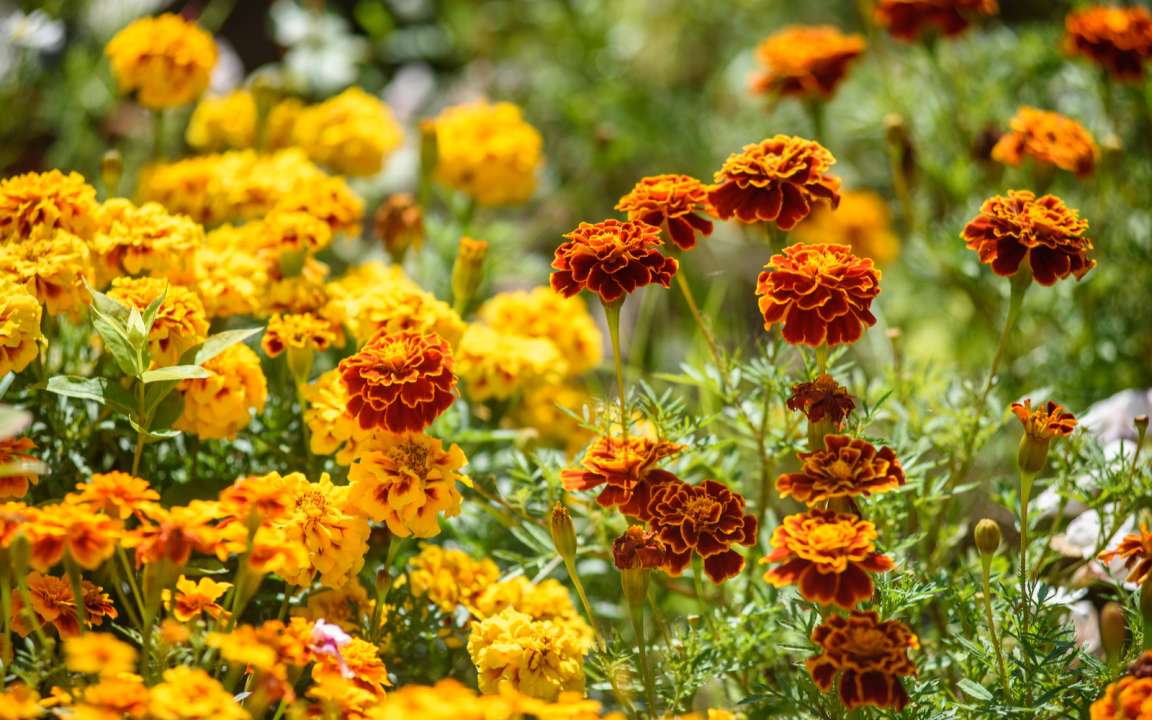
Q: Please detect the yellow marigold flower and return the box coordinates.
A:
[246,524,310,579]
[186,90,257,151]
[473,576,594,643]
[262,209,333,256]
[273,174,364,237]
[107,277,209,367]
[264,257,332,316]
[26,503,121,571]
[105,14,217,109]
[429,101,543,207]
[456,324,567,402]
[92,199,204,286]
[292,581,376,632]
[63,632,137,677]
[311,635,392,697]
[792,190,900,265]
[751,26,866,99]
[0,437,38,499]
[0,228,92,316]
[262,312,343,357]
[468,607,590,701]
[293,87,404,176]
[477,288,602,376]
[76,676,151,718]
[348,432,471,538]
[324,262,465,347]
[992,107,1098,178]
[308,676,380,718]
[148,667,248,720]
[0,684,42,719]
[194,235,268,318]
[163,575,232,622]
[407,543,500,613]
[174,343,267,440]
[67,471,159,519]
[512,382,595,454]
[264,98,305,150]
[274,472,371,588]
[0,284,43,376]
[302,369,365,462]
[0,169,98,242]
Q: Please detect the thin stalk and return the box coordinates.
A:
[675,270,723,374]
[562,555,603,650]
[603,300,628,440]
[1018,470,1036,633]
[64,553,88,632]
[979,557,1010,694]
[117,547,146,621]
[628,602,657,716]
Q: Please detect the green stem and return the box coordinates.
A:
[603,300,628,440]
[562,556,603,650]
[64,553,88,632]
[1018,470,1036,634]
[980,557,1010,695]
[629,602,657,716]
[675,270,723,377]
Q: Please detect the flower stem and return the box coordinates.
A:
[628,601,657,716]
[979,556,1010,695]
[562,555,604,650]
[674,270,723,375]
[1018,469,1036,634]
[64,553,88,632]
[603,300,628,440]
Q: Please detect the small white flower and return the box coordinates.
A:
[2,10,64,52]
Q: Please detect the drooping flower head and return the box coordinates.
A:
[429,101,543,207]
[612,525,669,570]
[0,170,98,242]
[756,243,880,347]
[615,174,715,250]
[105,13,217,109]
[991,107,1098,178]
[1099,525,1152,586]
[792,190,900,265]
[709,136,840,229]
[874,0,999,42]
[561,434,683,515]
[807,611,919,711]
[174,343,268,440]
[12,571,118,637]
[339,329,457,433]
[293,87,404,177]
[467,607,590,701]
[186,90,257,151]
[751,26,866,99]
[961,190,1095,286]
[478,287,602,376]
[1066,5,1152,82]
[787,375,856,429]
[0,437,38,499]
[777,435,905,506]
[646,478,758,583]
[762,509,894,608]
[550,219,678,304]
[107,277,210,367]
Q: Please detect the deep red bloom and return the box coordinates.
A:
[646,479,757,583]
[615,174,714,250]
[709,136,840,229]
[777,435,905,506]
[807,611,919,711]
[612,525,668,570]
[787,375,856,427]
[550,219,678,304]
[874,0,998,42]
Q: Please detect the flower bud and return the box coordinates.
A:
[1101,601,1127,664]
[550,502,577,564]
[451,236,488,313]
[1137,415,1149,442]
[375,567,392,599]
[374,193,424,264]
[974,519,1002,557]
[101,150,123,196]
[1017,434,1051,476]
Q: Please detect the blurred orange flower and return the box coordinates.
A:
[751,26,866,99]
[164,575,232,622]
[874,0,998,42]
[992,107,1098,177]
[615,174,715,250]
[710,136,840,229]
[127,501,220,568]
[550,219,678,304]
[339,330,457,433]
[0,437,38,499]
[777,435,905,506]
[26,503,120,571]
[561,434,683,516]
[647,478,757,583]
[1066,5,1152,82]
[807,611,919,711]
[1099,525,1152,586]
[792,190,900,265]
[67,471,159,519]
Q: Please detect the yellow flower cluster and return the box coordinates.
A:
[92,198,204,285]
[455,324,567,401]
[0,170,98,241]
[291,87,405,176]
[324,261,465,347]
[429,101,543,206]
[105,13,217,109]
[107,276,209,366]
[477,287,603,375]
[365,678,625,720]
[474,576,594,643]
[0,228,92,317]
[406,543,501,613]
[186,90,258,151]
[174,343,268,440]
[468,607,591,701]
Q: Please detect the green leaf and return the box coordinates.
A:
[128,416,180,442]
[92,314,142,379]
[141,285,167,333]
[191,327,263,366]
[150,391,185,431]
[46,376,134,415]
[126,307,148,348]
[957,679,993,702]
[142,365,211,383]
[85,278,130,324]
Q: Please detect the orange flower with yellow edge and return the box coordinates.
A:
[12,571,118,637]
[67,471,159,519]
[0,169,98,242]
[26,502,120,570]
[1099,525,1152,585]
[647,478,758,583]
[561,434,683,517]
[777,435,905,506]
[105,13,217,109]
[163,575,233,622]
[762,509,894,608]
[550,219,678,304]
[1066,5,1152,82]
[755,243,880,347]
[616,174,715,251]
[792,190,900,266]
[874,0,998,42]
[992,107,1098,178]
[0,437,38,499]
[63,632,137,677]
[751,26,865,99]
[807,610,919,711]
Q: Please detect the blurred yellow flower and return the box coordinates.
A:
[186,90,258,151]
[302,368,364,462]
[63,632,137,677]
[468,607,590,701]
[148,667,247,720]
[0,228,92,316]
[92,199,203,286]
[293,87,404,176]
[0,284,43,377]
[107,277,209,367]
[174,343,265,441]
[67,471,159,519]
[105,14,217,109]
[272,174,364,237]
[407,544,500,613]
[512,382,594,454]
[194,230,269,318]
[292,581,375,632]
[262,312,344,357]
[792,190,900,265]
[456,324,567,402]
[324,262,465,348]
[429,101,543,206]
[0,170,98,242]
[264,98,306,150]
[163,575,232,622]
[477,287,603,376]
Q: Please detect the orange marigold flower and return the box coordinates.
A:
[762,509,894,608]
[0,501,35,549]
[991,107,1098,178]
[615,174,715,251]
[550,219,678,304]
[612,525,668,570]
[787,375,856,427]
[961,190,1095,285]
[13,572,118,637]
[104,13,217,109]
[1099,525,1152,585]
[1066,6,1152,82]
[755,243,880,347]
[807,611,919,711]
[561,434,683,517]
[126,501,220,568]
[218,472,295,524]
[0,437,39,499]
[1012,399,1077,441]
[262,312,343,357]
[751,26,866,99]
[874,0,998,42]
[67,471,159,519]
[777,435,905,506]
[339,330,457,433]
[647,478,757,583]
[0,228,93,317]
[1092,652,1152,719]
[64,632,138,677]
[163,575,232,622]
[792,190,900,266]
[709,136,840,229]
[26,503,121,571]
[0,170,98,242]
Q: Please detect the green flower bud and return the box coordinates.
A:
[974,518,1002,557]
[550,502,577,564]
[1101,601,1127,664]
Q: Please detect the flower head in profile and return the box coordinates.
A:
[174,343,267,440]
[1066,5,1152,82]
[429,101,543,207]
[105,13,217,109]
[338,329,457,433]
[186,90,257,151]
[0,228,92,316]
[107,277,209,366]
[992,107,1098,178]
[551,219,678,304]
[126,501,220,568]
[13,571,118,637]
[792,190,900,265]
[710,136,840,229]
[647,478,758,583]
[762,509,894,608]
[561,434,683,516]
[0,284,43,376]
[777,435,904,506]
[616,174,715,250]
[293,87,404,177]
[67,471,159,519]
[163,575,232,622]
[787,375,856,429]
[26,502,121,570]
[756,243,880,347]
[612,525,669,571]
[0,437,39,499]
[407,544,500,613]
[262,312,344,357]
[467,607,590,701]
[751,26,866,99]
[0,169,98,242]
[1099,525,1152,586]
[1091,651,1152,719]
[1012,399,1078,442]
[874,0,998,42]
[962,191,1094,286]
[374,192,425,261]
[807,611,918,711]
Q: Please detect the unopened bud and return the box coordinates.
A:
[620,566,649,610]
[1137,415,1149,441]
[550,502,577,563]
[974,519,1002,557]
[375,567,392,599]
[101,150,123,196]
[1017,434,1051,476]
[451,236,488,313]
[1101,601,1127,664]
[374,193,424,264]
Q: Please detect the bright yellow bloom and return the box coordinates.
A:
[302,368,365,462]
[293,87,404,176]
[468,607,590,701]
[477,288,602,376]
[186,90,257,151]
[174,343,267,440]
[430,101,543,206]
[792,190,900,266]
[67,471,159,519]
[324,262,465,347]
[264,98,305,150]
[263,257,332,316]
[0,684,43,719]
[148,667,248,720]
[272,174,364,237]
[262,312,343,357]
[0,284,43,377]
[63,632,137,677]
[273,472,371,588]
[194,231,269,318]
[262,209,333,256]
[105,14,217,109]
[107,277,209,367]
[163,575,232,622]
[92,199,203,285]
[473,576,594,642]
[407,543,500,613]
[0,228,92,316]
[456,324,567,402]
[0,169,98,242]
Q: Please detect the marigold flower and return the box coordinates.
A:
[1066,6,1152,82]
[194,230,268,318]
[792,190,900,265]
[874,0,998,42]
[807,611,919,711]
[0,228,92,316]
[611,525,668,570]
[92,199,204,285]
[647,478,757,582]
[312,635,393,697]
[302,369,365,462]
[186,90,257,150]
[561,434,684,516]
[472,577,594,647]
[478,287,602,376]
[325,262,465,347]
[26,503,121,570]
[174,343,267,440]
[468,607,590,701]
[107,277,209,366]
[274,472,371,588]
[762,509,894,608]
[0,684,42,719]
[67,471,159,519]
[615,174,715,251]
[163,575,232,622]
[348,431,471,538]
[755,243,880,347]
[777,435,905,506]
[259,314,340,361]
[407,543,500,613]
[264,257,331,317]
[272,174,364,237]
[126,501,220,567]
[551,219,678,304]
[374,193,425,261]
[293,87,404,176]
[339,329,457,434]
[0,286,43,376]
[78,676,152,717]
[430,101,543,206]
[105,13,217,109]
[1012,399,1077,441]
[710,136,840,229]
[991,107,1098,178]
[751,26,866,99]
[293,582,376,632]
[0,169,98,242]
[962,190,1094,285]
[13,572,118,637]
[148,667,248,720]
[218,472,295,525]
[787,375,856,428]
[0,501,35,549]
[63,632,137,677]
[0,437,38,499]
[1092,652,1152,719]
[456,325,567,402]
[1099,525,1152,585]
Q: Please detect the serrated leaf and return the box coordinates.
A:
[92,314,142,378]
[189,327,263,366]
[957,679,994,701]
[142,365,211,383]
[46,376,134,415]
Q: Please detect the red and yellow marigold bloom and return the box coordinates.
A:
[1092,652,1152,719]
[874,0,998,42]
[991,107,1098,178]
[105,13,217,109]
[107,276,210,367]
[0,437,39,499]
[1012,399,1077,442]
[560,434,683,517]
[12,571,118,637]
[807,611,919,711]
[710,136,840,229]
[777,435,905,505]
[612,525,669,570]
[615,174,715,251]
[751,26,866,99]
[1066,6,1152,82]
[0,169,98,242]
[550,219,678,304]
[961,190,1095,286]
[787,375,856,428]
[338,329,457,433]
[1099,525,1152,585]
[762,509,894,609]
[67,471,159,519]
[755,243,880,347]
[647,478,757,583]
